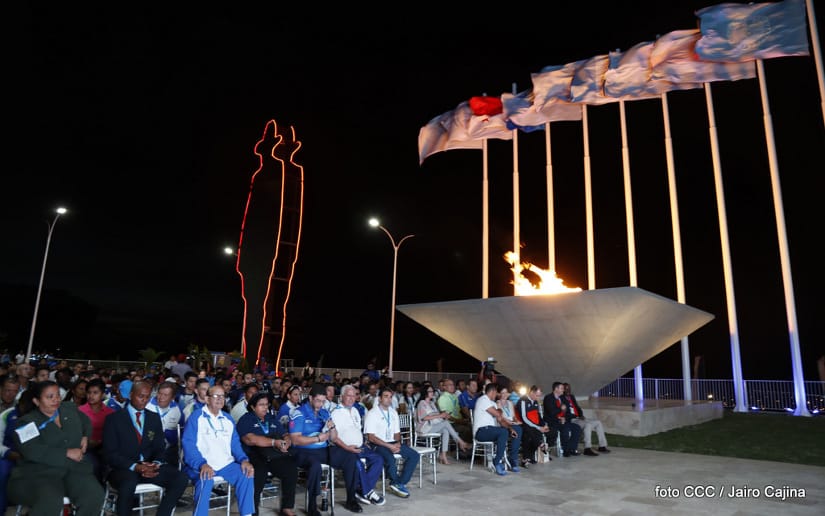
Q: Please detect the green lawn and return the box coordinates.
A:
[605,411,825,467]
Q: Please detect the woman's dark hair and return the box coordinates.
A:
[247,391,271,413]
[31,380,59,403]
[64,379,88,402]
[86,378,107,393]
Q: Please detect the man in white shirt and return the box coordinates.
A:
[230,383,259,423]
[473,383,521,476]
[330,385,385,506]
[145,381,183,465]
[363,388,419,499]
[181,385,255,516]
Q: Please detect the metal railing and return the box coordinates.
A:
[595,377,825,413]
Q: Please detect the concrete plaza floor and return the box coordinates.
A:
[174,446,824,516]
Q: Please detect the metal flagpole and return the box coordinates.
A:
[805,0,825,126]
[704,82,747,413]
[755,58,811,416]
[661,92,692,401]
[545,122,555,273]
[582,105,596,291]
[482,138,490,299]
[619,99,644,403]
[511,83,520,294]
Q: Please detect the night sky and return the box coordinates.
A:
[3,2,823,381]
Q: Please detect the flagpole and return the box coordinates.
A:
[582,105,596,290]
[511,83,520,294]
[661,92,692,401]
[483,138,490,299]
[755,58,811,416]
[805,0,825,126]
[704,82,747,413]
[619,99,644,402]
[545,121,555,273]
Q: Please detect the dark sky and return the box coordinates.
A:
[3,2,823,380]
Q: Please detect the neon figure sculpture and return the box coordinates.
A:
[234,120,304,369]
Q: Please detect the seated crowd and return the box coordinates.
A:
[0,357,610,515]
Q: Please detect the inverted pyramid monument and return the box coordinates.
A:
[397,286,714,396]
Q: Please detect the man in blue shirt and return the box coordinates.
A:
[458,379,480,421]
[289,384,362,515]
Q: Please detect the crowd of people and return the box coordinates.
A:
[0,355,610,515]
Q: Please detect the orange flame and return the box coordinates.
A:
[504,251,582,296]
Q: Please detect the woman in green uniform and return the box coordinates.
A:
[8,380,103,516]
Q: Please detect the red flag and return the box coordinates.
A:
[469,96,503,116]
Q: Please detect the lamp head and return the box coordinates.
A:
[368,218,380,228]
[56,207,67,215]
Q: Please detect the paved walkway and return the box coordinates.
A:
[173,447,824,516]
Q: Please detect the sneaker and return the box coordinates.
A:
[583,448,599,456]
[510,465,521,473]
[598,447,611,453]
[390,483,410,498]
[494,463,507,476]
[367,490,386,506]
[354,492,372,505]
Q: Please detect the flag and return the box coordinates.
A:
[531,61,578,110]
[695,0,810,61]
[418,105,481,165]
[604,41,681,99]
[462,100,513,141]
[502,89,582,132]
[651,29,756,85]
[570,55,617,105]
[469,96,503,116]
[418,100,512,164]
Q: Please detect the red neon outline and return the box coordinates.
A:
[234,120,304,371]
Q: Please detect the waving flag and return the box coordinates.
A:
[695,0,810,61]
[418,99,512,164]
[418,104,482,164]
[651,29,757,85]
[570,55,616,105]
[460,97,513,141]
[469,96,503,116]
[502,90,582,132]
[604,42,665,99]
[531,62,578,110]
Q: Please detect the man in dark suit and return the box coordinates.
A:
[102,380,189,516]
[543,381,582,457]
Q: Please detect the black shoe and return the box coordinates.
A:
[583,448,599,456]
[344,500,363,513]
[598,447,611,453]
[520,459,530,469]
[527,457,538,464]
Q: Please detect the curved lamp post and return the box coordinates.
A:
[369,218,414,379]
[26,207,68,362]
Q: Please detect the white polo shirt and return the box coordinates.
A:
[329,404,363,447]
[363,405,400,443]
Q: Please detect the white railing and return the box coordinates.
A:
[595,377,825,413]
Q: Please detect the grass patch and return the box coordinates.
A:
[605,411,825,467]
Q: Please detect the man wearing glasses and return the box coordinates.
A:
[290,383,363,514]
[181,385,256,516]
[330,384,385,506]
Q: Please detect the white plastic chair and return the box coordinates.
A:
[399,413,437,487]
[100,482,167,516]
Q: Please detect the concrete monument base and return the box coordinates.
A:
[578,397,724,437]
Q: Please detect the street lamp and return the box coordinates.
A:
[369,217,414,379]
[26,206,68,363]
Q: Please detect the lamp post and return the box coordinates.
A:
[369,218,414,379]
[26,207,67,363]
